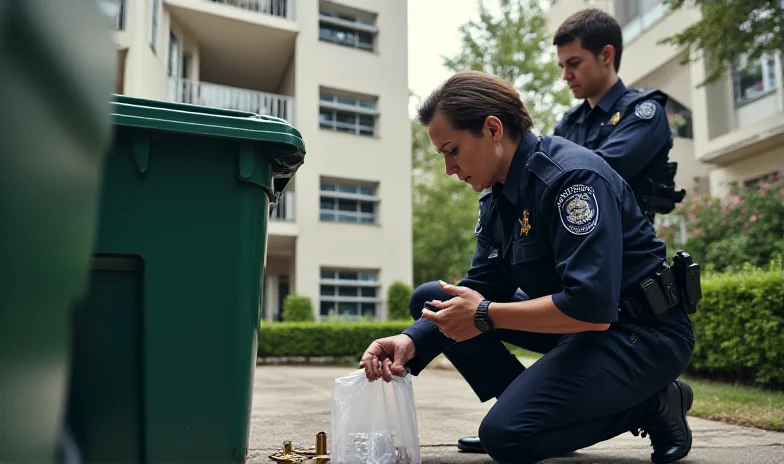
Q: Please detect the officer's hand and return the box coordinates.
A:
[359,334,415,382]
[420,281,483,342]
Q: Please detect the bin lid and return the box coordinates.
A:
[109,94,306,199]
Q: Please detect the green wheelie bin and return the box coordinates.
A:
[0,1,116,462]
[64,96,306,464]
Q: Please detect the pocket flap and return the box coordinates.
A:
[512,239,549,263]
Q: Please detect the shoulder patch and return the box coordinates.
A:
[556,184,599,235]
[635,101,656,120]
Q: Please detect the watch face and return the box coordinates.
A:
[476,320,489,332]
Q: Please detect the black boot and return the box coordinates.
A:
[457,435,485,453]
[632,380,694,464]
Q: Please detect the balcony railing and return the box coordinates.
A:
[168,78,294,122]
[99,0,125,30]
[270,190,295,221]
[210,0,293,20]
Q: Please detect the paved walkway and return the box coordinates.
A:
[248,364,784,463]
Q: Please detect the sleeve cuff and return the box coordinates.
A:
[552,291,618,324]
[401,318,454,375]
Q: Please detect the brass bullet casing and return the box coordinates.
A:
[315,432,327,456]
[268,440,305,463]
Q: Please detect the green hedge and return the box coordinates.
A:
[686,263,784,387]
[258,320,411,359]
[258,264,784,388]
[281,293,314,322]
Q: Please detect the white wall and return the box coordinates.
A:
[121,0,169,99]
[710,146,784,196]
[292,0,412,319]
[617,5,701,86]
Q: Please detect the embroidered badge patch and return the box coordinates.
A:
[556,184,599,235]
[475,208,482,236]
[635,101,656,120]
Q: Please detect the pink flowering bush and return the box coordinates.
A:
[657,176,784,272]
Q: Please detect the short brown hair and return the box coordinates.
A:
[553,8,623,72]
[416,71,534,140]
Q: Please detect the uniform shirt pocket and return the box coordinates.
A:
[511,239,560,297]
[512,239,550,264]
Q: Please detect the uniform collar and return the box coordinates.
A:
[493,130,537,206]
[575,78,627,123]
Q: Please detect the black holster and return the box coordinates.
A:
[620,250,702,321]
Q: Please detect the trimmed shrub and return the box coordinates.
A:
[281,294,314,322]
[258,320,411,359]
[260,264,784,389]
[686,261,784,388]
[657,177,784,272]
[387,281,414,320]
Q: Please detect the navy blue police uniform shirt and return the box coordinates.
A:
[553,79,673,215]
[402,130,668,372]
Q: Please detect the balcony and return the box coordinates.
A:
[168,78,294,122]
[210,0,292,20]
[98,0,125,30]
[268,190,298,240]
[270,190,295,222]
[165,0,298,91]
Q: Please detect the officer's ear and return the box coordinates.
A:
[485,116,503,142]
[600,45,615,68]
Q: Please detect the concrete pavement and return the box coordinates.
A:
[247,364,784,463]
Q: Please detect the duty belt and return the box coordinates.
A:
[619,251,702,322]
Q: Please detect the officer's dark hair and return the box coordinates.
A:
[553,8,623,73]
[416,70,534,140]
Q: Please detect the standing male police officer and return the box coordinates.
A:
[360,71,699,464]
[552,9,685,224]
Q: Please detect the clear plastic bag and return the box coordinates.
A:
[330,370,421,464]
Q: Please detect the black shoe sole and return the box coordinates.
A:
[652,380,694,464]
[457,442,486,454]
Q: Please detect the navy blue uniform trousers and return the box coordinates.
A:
[409,281,695,464]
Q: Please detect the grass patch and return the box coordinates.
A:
[501,347,784,432]
[504,343,545,360]
[682,374,784,432]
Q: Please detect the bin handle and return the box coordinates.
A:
[239,178,276,203]
[238,143,276,203]
[133,133,151,174]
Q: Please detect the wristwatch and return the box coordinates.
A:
[474,300,494,333]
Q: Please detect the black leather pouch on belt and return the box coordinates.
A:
[621,266,680,321]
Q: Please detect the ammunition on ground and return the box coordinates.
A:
[316,432,327,455]
[269,434,331,463]
[268,440,302,463]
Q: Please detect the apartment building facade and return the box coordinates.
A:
[102,0,413,321]
[547,0,784,198]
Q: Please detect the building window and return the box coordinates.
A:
[149,0,159,51]
[99,0,124,30]
[168,32,181,77]
[319,269,380,320]
[665,97,693,139]
[733,52,778,107]
[320,180,378,224]
[318,2,377,52]
[615,0,668,43]
[743,171,780,189]
[319,89,378,136]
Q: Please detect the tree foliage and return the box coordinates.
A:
[660,0,784,86]
[411,0,570,286]
[441,0,573,134]
[411,119,479,286]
